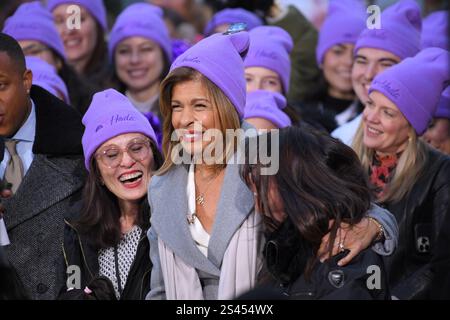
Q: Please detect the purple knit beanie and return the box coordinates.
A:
[108,3,172,62]
[244,26,293,95]
[369,48,450,135]
[47,0,107,31]
[316,0,365,64]
[421,11,449,50]
[244,90,291,128]
[82,89,158,170]
[204,8,263,36]
[354,0,422,60]
[3,1,66,60]
[170,31,250,117]
[26,56,69,103]
[435,86,450,120]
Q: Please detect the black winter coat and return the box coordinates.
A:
[261,219,390,300]
[280,250,390,300]
[60,204,152,300]
[381,148,450,299]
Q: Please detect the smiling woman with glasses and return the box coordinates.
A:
[59,89,163,300]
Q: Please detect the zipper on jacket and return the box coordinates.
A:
[140,267,152,300]
[64,219,95,280]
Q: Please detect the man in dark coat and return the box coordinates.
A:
[0,33,86,299]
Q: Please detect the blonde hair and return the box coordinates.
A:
[352,119,428,203]
[157,67,241,175]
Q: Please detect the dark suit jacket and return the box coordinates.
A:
[2,86,86,299]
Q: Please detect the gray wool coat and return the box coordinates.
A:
[2,86,85,300]
[146,161,255,300]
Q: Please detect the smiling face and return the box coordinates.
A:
[95,133,155,203]
[245,67,283,94]
[0,52,32,138]
[362,91,411,155]
[170,79,217,156]
[322,44,354,98]
[115,37,165,94]
[52,4,98,69]
[352,48,401,104]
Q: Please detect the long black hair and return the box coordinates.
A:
[74,139,163,249]
[241,125,372,280]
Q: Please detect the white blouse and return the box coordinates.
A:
[187,163,210,257]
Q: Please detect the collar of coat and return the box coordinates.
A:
[30,85,84,156]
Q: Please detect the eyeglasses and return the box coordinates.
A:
[95,138,152,169]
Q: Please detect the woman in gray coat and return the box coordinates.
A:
[146,29,398,300]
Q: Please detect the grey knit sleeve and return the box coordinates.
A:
[368,204,399,256]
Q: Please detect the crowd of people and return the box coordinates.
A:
[0,0,449,300]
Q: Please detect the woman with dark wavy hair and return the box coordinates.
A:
[241,126,391,299]
[60,89,163,300]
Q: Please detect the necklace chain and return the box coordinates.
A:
[195,169,221,206]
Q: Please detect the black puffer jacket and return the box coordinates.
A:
[60,202,151,300]
[381,148,450,299]
[262,219,390,300]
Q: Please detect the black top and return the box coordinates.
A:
[260,219,390,300]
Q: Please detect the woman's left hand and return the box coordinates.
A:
[318,217,380,266]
